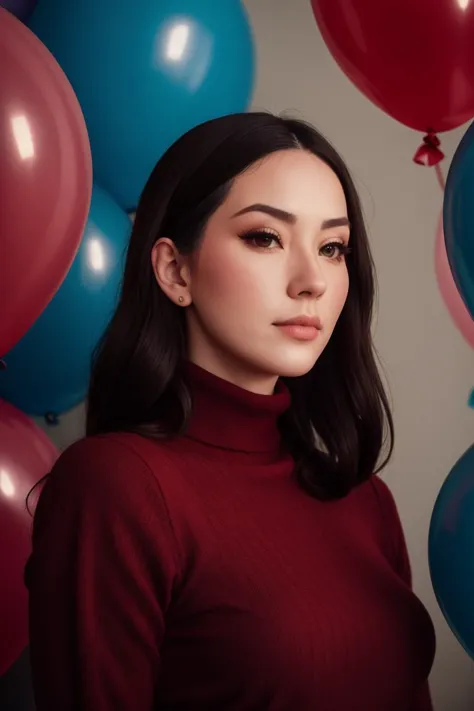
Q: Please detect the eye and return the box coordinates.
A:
[239,229,283,250]
[320,241,351,261]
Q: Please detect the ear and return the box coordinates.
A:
[151,238,192,306]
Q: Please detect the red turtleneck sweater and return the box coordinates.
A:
[26,362,436,710]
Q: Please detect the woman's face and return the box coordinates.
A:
[160,149,351,394]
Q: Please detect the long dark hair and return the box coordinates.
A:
[87,112,393,500]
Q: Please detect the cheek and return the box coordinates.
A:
[339,271,350,307]
[192,244,274,308]
[328,269,350,322]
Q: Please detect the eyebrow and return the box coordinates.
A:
[231,203,350,230]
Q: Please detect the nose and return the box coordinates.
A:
[287,252,327,300]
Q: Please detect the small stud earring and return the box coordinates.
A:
[178,296,184,304]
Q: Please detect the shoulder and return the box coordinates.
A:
[54,430,171,465]
[50,431,174,482]
[364,474,411,582]
[364,474,405,544]
[368,473,401,525]
[369,473,397,507]
[40,432,180,516]
[350,475,404,557]
[29,433,184,592]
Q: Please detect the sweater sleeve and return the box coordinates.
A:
[25,435,182,711]
[371,475,433,711]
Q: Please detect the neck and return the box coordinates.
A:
[182,361,291,456]
[186,353,279,396]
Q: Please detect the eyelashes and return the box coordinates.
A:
[320,242,352,261]
[238,228,352,261]
[239,228,282,250]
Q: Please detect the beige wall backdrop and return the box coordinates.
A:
[35,1,474,708]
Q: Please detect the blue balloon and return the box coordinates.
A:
[443,122,474,319]
[29,0,255,210]
[429,444,474,659]
[0,185,131,416]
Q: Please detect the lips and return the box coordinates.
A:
[274,316,322,342]
[274,315,323,330]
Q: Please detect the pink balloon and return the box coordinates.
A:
[435,214,474,349]
[0,399,58,675]
[0,7,92,357]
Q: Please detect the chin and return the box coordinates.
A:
[261,349,323,379]
[277,361,319,379]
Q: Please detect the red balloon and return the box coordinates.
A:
[0,7,92,357]
[0,398,58,675]
[311,0,474,134]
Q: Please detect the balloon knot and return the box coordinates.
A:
[413,132,444,166]
[45,412,60,426]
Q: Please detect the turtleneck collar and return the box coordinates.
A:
[182,361,291,455]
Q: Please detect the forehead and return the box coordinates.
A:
[222,149,348,218]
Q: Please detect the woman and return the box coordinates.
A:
[26,112,436,710]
